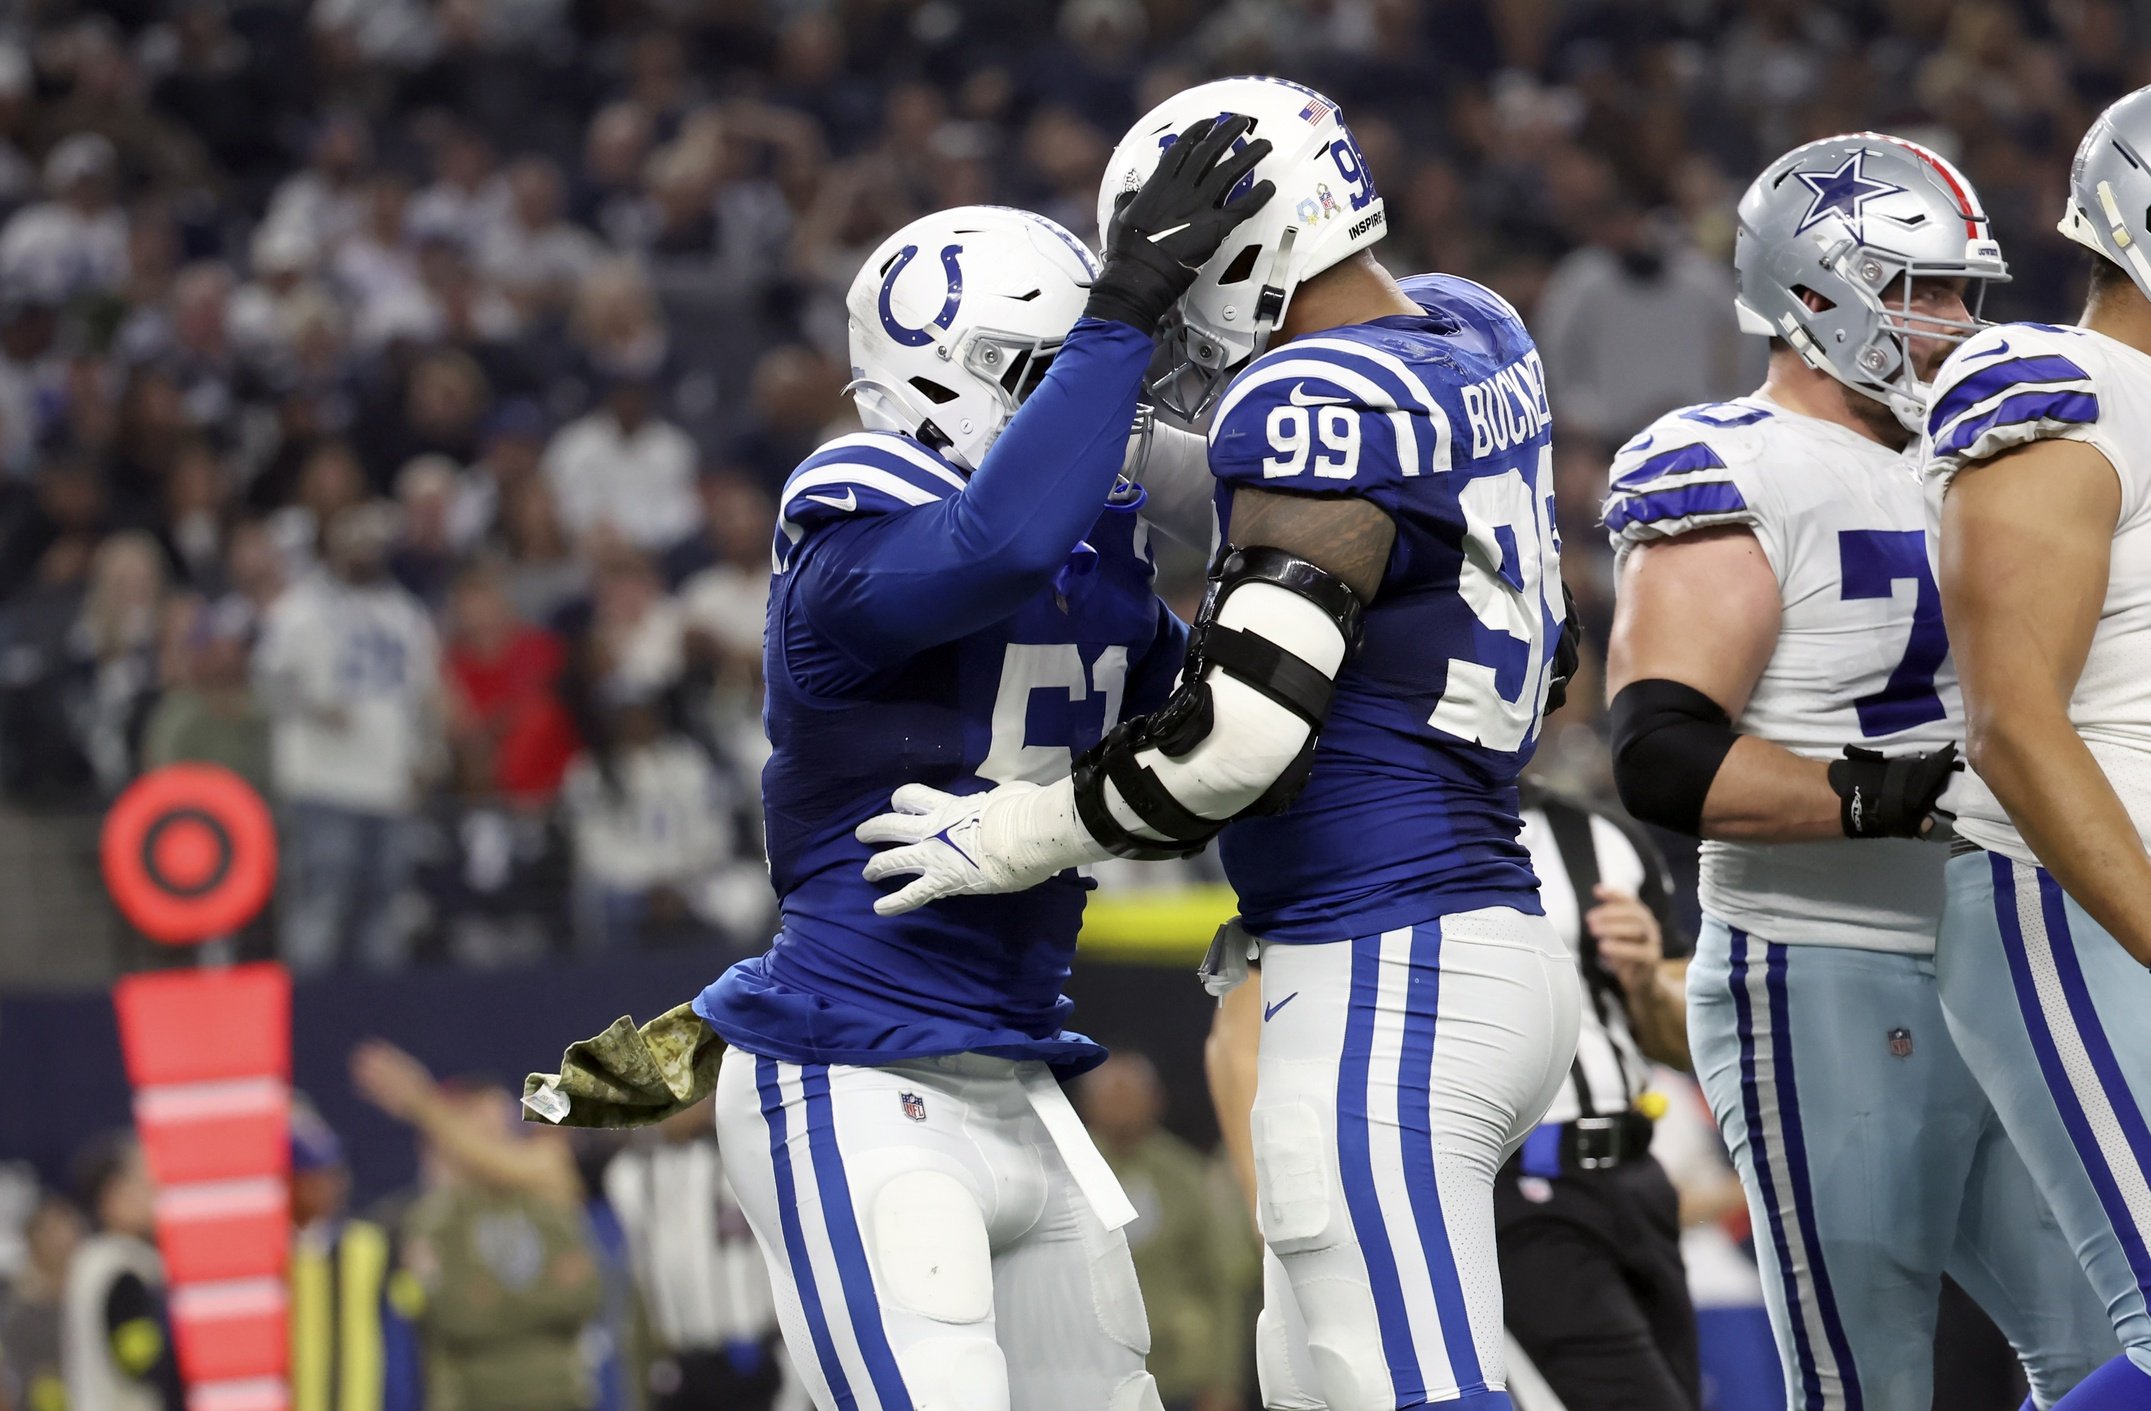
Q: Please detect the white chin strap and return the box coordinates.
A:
[846,377,918,435]
[1884,381,1928,436]
[2066,181,2151,293]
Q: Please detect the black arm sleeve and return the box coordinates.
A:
[1608,678,1739,839]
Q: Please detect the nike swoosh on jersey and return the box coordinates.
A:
[1965,339,2011,361]
[802,489,859,513]
[1288,383,1353,407]
[1263,992,1298,1021]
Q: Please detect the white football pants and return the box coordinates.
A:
[713,1046,1164,1411]
[1250,906,1581,1411]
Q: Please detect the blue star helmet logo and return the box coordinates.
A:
[1792,150,1908,237]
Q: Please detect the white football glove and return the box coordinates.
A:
[855,778,1109,916]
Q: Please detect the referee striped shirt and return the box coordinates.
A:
[604,1137,778,1354]
[1519,787,1686,1126]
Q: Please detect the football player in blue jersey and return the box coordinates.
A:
[861,77,1580,1411]
[694,120,1274,1411]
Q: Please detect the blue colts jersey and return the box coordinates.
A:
[1210,274,1563,941]
[694,359,1187,1073]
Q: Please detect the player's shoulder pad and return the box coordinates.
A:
[1207,329,1456,498]
[1396,272,1530,355]
[1923,322,2102,480]
[774,431,966,565]
[1601,400,1779,546]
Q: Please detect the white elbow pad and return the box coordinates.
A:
[1070,546,1363,857]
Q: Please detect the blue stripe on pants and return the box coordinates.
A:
[800,1065,911,1411]
[1337,932,1423,1402]
[1995,857,2151,1302]
[1731,931,1825,1411]
[1765,942,1863,1410]
[1397,921,1485,1393]
[756,1056,855,1410]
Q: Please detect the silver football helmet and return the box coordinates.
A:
[2060,85,2151,302]
[1734,133,2008,432]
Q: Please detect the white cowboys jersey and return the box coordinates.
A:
[1605,395,1959,954]
[1923,321,2151,867]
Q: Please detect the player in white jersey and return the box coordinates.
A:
[1923,86,2151,1410]
[1603,133,2114,1410]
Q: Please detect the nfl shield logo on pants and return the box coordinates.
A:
[1888,1027,1914,1059]
[901,1091,927,1122]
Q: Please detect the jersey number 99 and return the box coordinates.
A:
[1263,403,1361,480]
[1427,447,1563,753]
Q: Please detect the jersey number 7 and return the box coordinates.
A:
[1837,529,1949,737]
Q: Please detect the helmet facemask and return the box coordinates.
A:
[847,325,1065,466]
[1788,238,2001,432]
[1146,225,1300,423]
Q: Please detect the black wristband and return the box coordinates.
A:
[1083,241,1191,336]
[1827,744,1958,838]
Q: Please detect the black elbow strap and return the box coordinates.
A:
[1071,717,1216,859]
[1070,544,1365,858]
[1608,679,1738,837]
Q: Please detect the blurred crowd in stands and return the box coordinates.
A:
[0,1039,1263,1411]
[0,0,2133,970]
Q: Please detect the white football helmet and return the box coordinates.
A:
[1734,133,2007,432]
[1098,76,1389,419]
[2059,85,2151,302]
[844,205,1100,471]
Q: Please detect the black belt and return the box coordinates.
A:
[1950,835,1985,859]
[1514,1111,1655,1178]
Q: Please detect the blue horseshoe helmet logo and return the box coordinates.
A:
[877,243,965,347]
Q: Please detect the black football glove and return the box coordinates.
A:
[1544,580,1583,717]
[1085,113,1277,336]
[1828,742,1960,838]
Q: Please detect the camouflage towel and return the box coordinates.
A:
[520,1002,725,1128]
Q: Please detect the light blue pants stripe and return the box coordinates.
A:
[1692,918,2113,1410]
[1941,851,2151,1374]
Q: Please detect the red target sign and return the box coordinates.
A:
[102,765,276,944]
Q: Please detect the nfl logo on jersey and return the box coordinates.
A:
[901,1091,928,1122]
[1888,1027,1914,1059]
